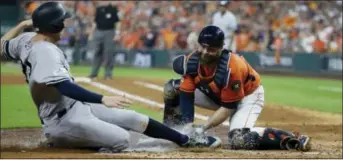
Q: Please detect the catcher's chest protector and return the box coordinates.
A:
[185,49,232,95]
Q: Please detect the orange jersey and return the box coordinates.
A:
[180,51,261,103]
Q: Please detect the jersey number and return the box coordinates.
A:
[21,59,32,83]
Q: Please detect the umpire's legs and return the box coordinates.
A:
[89,30,105,78]
[103,30,116,79]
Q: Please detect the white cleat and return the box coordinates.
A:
[182,135,222,148]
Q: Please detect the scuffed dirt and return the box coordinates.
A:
[1,75,342,158]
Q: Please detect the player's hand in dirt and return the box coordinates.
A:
[101,95,133,108]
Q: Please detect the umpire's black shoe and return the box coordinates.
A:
[88,75,97,80]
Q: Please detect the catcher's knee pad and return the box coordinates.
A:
[163,79,180,101]
[163,79,181,126]
[228,128,261,150]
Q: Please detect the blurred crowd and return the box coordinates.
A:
[21,1,342,54]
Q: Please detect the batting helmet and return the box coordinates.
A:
[198,25,225,48]
[32,2,71,33]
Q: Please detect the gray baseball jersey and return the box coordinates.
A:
[2,32,76,119]
[2,32,150,150]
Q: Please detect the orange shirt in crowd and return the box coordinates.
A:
[122,31,143,49]
[273,16,296,31]
[246,5,256,16]
[123,1,135,15]
[289,29,298,40]
[26,2,39,14]
[236,32,251,52]
[120,19,131,30]
[282,16,296,29]
[161,28,178,49]
[180,51,261,103]
[272,19,281,31]
[312,39,326,53]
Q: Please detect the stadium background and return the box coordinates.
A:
[0,1,342,158]
[1,1,342,75]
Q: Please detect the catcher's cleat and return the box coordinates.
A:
[182,135,222,148]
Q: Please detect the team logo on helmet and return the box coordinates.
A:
[231,80,241,93]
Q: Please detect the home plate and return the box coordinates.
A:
[125,137,178,152]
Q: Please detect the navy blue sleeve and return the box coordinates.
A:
[53,80,103,103]
[179,91,195,123]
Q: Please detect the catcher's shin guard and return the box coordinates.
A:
[163,79,182,127]
[259,128,302,150]
[228,127,303,151]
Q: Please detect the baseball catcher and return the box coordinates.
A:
[0,2,221,152]
[162,25,311,151]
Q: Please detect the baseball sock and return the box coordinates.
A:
[143,118,189,145]
[179,91,195,124]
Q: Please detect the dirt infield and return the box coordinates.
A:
[1,75,342,158]
[1,74,26,85]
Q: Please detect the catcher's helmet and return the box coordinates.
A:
[198,25,225,48]
[32,2,71,33]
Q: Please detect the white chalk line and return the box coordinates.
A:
[134,81,164,92]
[317,86,342,93]
[277,81,341,93]
[74,77,229,126]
